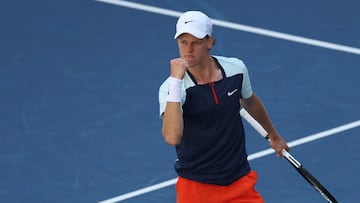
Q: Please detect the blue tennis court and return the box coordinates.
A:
[1,0,359,202]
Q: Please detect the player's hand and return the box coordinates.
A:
[269,133,290,157]
[170,58,188,79]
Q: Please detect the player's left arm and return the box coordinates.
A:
[240,93,289,157]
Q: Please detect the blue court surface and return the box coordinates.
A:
[1,0,359,202]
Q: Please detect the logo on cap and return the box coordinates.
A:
[184,20,194,24]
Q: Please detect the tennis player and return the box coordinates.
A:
[159,11,289,203]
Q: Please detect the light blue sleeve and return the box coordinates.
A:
[240,62,253,99]
[158,79,169,118]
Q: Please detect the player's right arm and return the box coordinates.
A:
[161,58,188,146]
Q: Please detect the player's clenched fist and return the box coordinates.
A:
[170,58,188,79]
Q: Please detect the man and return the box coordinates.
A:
[159,11,289,203]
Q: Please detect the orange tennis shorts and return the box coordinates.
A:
[176,170,264,203]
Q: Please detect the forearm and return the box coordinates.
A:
[162,102,184,145]
[241,93,289,157]
[241,93,278,137]
[161,58,188,145]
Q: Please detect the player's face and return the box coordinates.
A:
[177,33,214,67]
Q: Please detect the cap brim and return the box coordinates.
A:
[174,31,207,39]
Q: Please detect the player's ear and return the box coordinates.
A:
[206,35,215,49]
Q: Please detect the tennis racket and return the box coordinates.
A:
[239,108,337,203]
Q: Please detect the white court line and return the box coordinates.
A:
[98,120,360,203]
[94,0,360,55]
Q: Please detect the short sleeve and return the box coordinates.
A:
[240,63,253,99]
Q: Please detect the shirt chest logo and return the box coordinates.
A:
[227,88,238,96]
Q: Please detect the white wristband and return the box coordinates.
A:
[167,76,183,102]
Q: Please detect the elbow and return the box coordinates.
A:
[162,129,182,146]
[164,137,181,146]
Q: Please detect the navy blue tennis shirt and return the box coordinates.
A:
[159,56,253,185]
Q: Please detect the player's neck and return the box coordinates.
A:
[188,57,222,84]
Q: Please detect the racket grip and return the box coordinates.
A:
[240,108,268,138]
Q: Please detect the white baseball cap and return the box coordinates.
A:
[174,11,212,39]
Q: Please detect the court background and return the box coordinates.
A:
[1,0,359,202]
